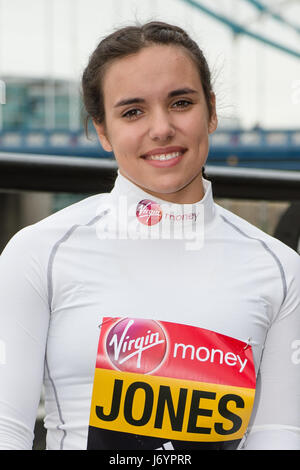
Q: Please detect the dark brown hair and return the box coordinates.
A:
[82,20,214,129]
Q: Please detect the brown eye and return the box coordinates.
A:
[172,100,192,109]
[122,109,143,119]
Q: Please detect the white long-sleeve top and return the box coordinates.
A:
[0,172,299,450]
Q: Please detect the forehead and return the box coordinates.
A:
[102,45,202,103]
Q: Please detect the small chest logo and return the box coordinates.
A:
[106,318,167,374]
[136,200,162,226]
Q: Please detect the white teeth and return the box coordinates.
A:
[148,152,181,161]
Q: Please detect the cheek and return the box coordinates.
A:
[110,124,142,158]
[179,110,209,136]
[182,114,210,155]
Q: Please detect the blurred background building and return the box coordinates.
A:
[0,0,299,449]
[0,77,79,130]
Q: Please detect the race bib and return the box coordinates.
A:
[87,317,256,450]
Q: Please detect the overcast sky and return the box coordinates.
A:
[0,0,299,129]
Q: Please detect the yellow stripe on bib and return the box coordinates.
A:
[89,368,255,442]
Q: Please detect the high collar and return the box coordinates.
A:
[110,170,216,230]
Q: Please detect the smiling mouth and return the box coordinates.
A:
[141,147,187,160]
[143,151,183,161]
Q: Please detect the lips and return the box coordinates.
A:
[141,146,187,158]
[141,147,187,168]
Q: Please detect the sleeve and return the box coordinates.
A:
[0,227,50,450]
[243,250,300,450]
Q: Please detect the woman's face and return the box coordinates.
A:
[94,44,217,203]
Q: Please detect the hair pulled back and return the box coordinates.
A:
[81,21,214,131]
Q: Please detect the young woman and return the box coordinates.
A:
[0,21,299,451]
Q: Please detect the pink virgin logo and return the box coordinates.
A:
[136,199,162,226]
[106,318,167,374]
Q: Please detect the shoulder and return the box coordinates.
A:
[216,202,300,274]
[36,192,110,228]
[1,192,111,258]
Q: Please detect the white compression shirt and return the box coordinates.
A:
[0,171,299,450]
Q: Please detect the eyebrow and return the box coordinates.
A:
[113,87,198,108]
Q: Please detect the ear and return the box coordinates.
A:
[208,92,218,134]
[93,120,113,153]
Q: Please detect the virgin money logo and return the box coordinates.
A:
[136,199,162,226]
[106,318,167,374]
[96,196,205,250]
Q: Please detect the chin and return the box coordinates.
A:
[145,182,187,199]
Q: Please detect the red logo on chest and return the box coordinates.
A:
[136,200,162,226]
[105,318,167,374]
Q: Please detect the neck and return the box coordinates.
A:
[119,171,205,205]
[110,170,216,230]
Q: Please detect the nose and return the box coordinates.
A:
[148,108,175,142]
